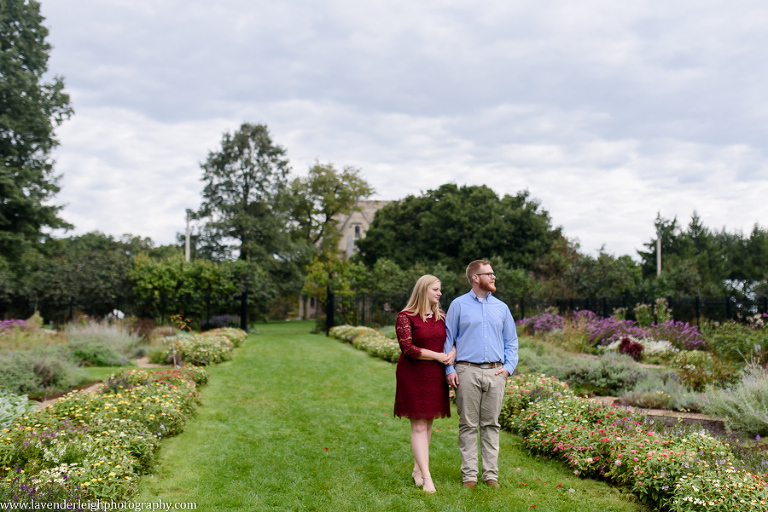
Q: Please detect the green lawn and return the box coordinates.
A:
[136,321,647,512]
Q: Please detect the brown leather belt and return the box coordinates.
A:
[456,361,503,369]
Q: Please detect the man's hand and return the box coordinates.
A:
[447,372,459,388]
[495,368,510,378]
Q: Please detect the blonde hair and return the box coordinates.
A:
[465,259,491,285]
[402,275,444,322]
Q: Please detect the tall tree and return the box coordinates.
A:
[356,184,561,272]
[0,0,72,263]
[289,161,374,260]
[196,123,291,262]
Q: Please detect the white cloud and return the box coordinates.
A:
[37,0,768,261]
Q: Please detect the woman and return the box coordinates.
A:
[394,275,455,494]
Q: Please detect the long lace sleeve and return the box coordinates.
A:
[396,312,422,359]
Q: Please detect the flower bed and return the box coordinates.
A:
[329,325,400,363]
[503,373,768,510]
[160,328,247,366]
[0,365,208,504]
[518,311,704,353]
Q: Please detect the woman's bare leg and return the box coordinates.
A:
[411,418,435,492]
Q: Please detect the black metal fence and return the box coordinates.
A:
[324,291,768,332]
[0,288,252,332]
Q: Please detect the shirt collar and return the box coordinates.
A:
[469,289,492,302]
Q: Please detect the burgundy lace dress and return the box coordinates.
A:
[393,311,451,419]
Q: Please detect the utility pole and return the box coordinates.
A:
[185,209,192,262]
[656,227,662,276]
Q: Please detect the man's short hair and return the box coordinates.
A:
[466,260,491,285]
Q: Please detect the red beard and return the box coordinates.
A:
[479,280,496,293]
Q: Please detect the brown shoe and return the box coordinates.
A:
[484,479,500,488]
[463,481,477,489]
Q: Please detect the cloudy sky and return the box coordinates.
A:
[39,0,768,258]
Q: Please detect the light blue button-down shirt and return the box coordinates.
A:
[444,290,519,376]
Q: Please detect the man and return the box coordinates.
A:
[444,260,518,489]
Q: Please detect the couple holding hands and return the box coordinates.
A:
[393,260,519,493]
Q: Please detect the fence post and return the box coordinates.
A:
[326,285,335,336]
[160,293,166,326]
[240,284,249,332]
[519,297,525,319]
[725,295,731,320]
[361,292,366,326]
[206,291,211,328]
[763,296,768,316]
[69,297,74,322]
[602,297,608,318]
[695,295,701,325]
[569,298,575,313]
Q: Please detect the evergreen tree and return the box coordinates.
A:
[0,0,72,265]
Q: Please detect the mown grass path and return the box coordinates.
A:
[136,322,647,511]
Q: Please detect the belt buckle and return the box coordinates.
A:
[480,363,492,369]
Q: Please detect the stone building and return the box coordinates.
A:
[336,200,390,258]
[299,199,390,319]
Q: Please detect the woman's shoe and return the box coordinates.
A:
[422,476,436,494]
[412,469,424,487]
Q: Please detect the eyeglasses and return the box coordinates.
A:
[475,273,495,278]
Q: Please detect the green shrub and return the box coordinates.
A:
[377,325,396,338]
[633,303,655,327]
[699,320,768,363]
[161,331,235,366]
[702,364,768,435]
[63,340,129,367]
[618,371,702,412]
[0,348,87,396]
[555,352,648,396]
[672,350,739,392]
[515,339,563,376]
[654,298,672,323]
[206,327,248,347]
[330,324,401,363]
[147,346,169,365]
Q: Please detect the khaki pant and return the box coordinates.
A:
[454,364,506,482]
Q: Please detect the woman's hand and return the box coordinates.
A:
[433,351,450,364]
[446,348,456,366]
